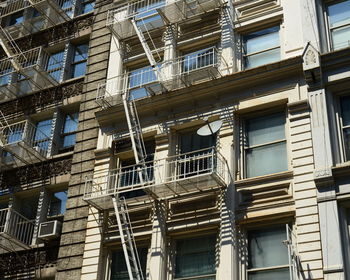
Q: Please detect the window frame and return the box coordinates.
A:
[70,43,89,79]
[241,25,281,70]
[334,94,350,163]
[59,112,79,152]
[239,109,289,179]
[325,0,350,51]
[172,233,218,280]
[243,224,292,280]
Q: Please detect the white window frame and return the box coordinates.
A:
[334,94,350,163]
[239,109,289,179]
[325,0,350,51]
[240,224,298,280]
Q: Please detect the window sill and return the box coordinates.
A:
[51,150,74,160]
[235,170,293,187]
[332,162,350,177]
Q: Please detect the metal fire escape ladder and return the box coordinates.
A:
[112,196,144,280]
[130,19,163,82]
[0,26,24,71]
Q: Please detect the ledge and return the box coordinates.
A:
[235,170,293,188]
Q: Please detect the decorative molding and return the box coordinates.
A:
[314,168,334,188]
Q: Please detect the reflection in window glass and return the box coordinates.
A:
[71,44,89,78]
[245,112,287,178]
[48,191,68,216]
[61,112,79,149]
[111,248,148,280]
[34,119,52,154]
[81,0,95,14]
[175,235,216,280]
[46,51,65,82]
[341,96,350,160]
[248,226,289,280]
[328,0,350,50]
[128,66,158,100]
[9,12,24,26]
[243,26,280,69]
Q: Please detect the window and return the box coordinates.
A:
[117,142,155,198]
[48,190,68,216]
[244,112,287,178]
[178,131,216,178]
[19,195,39,220]
[34,119,52,154]
[174,235,216,280]
[340,95,350,160]
[182,47,217,73]
[61,0,75,17]
[46,50,65,82]
[243,26,280,69]
[134,0,165,30]
[79,0,95,14]
[60,112,79,151]
[9,12,24,26]
[247,226,290,280]
[110,247,148,280]
[0,67,13,86]
[128,66,159,100]
[71,43,88,78]
[327,0,350,50]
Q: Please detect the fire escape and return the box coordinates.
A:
[0,0,68,260]
[84,0,229,279]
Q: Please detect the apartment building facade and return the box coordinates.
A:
[0,0,98,279]
[1,0,350,280]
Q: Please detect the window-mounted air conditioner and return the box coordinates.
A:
[38,220,62,240]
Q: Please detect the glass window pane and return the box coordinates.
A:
[63,113,79,133]
[331,25,350,50]
[247,113,285,147]
[9,12,24,26]
[244,26,280,55]
[72,62,87,78]
[110,248,148,280]
[49,191,67,216]
[248,268,290,280]
[73,44,88,62]
[62,133,76,147]
[47,51,65,81]
[328,0,350,28]
[175,235,216,278]
[248,226,289,269]
[343,128,350,160]
[81,1,95,13]
[341,96,350,126]
[245,47,280,69]
[246,142,287,178]
[180,132,215,154]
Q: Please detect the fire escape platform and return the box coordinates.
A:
[84,148,229,210]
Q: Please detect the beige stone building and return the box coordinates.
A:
[1,0,350,280]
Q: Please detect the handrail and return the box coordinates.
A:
[84,147,228,200]
[0,208,35,246]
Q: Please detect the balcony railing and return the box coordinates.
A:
[0,119,54,166]
[95,47,227,109]
[0,47,58,102]
[106,0,225,39]
[0,0,70,40]
[0,208,35,251]
[84,148,228,209]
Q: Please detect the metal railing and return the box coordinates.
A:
[0,119,53,158]
[0,208,35,247]
[95,49,227,107]
[0,0,71,18]
[106,0,225,28]
[175,47,219,75]
[0,46,58,98]
[106,0,166,26]
[84,147,228,201]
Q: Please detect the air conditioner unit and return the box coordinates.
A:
[38,220,62,240]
